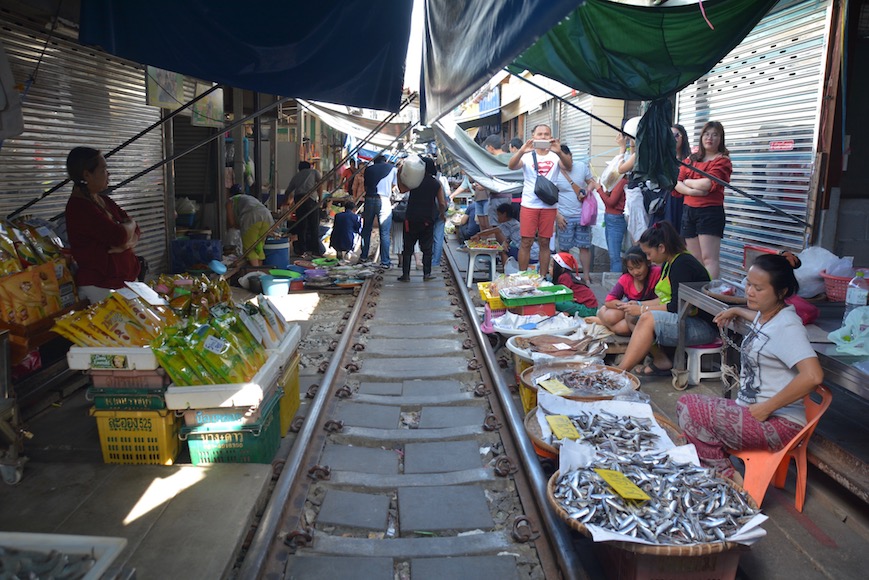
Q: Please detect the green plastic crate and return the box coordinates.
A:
[498,285,574,307]
[87,387,167,410]
[181,392,281,465]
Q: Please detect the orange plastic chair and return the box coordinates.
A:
[729,384,832,512]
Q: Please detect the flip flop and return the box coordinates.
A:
[632,363,672,377]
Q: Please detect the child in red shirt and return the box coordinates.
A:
[593,246,661,336]
[552,252,598,317]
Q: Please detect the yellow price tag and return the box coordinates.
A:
[594,468,651,501]
[538,378,572,396]
[545,415,581,440]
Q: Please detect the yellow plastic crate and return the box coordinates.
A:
[277,352,300,436]
[90,408,180,465]
[477,282,505,310]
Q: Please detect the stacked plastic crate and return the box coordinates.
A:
[69,347,180,465]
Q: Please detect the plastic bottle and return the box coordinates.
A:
[843,269,869,324]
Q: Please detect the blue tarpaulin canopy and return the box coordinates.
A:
[78,0,582,120]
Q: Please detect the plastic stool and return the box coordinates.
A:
[686,339,723,386]
[466,248,498,289]
[729,385,832,511]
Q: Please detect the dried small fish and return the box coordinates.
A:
[544,410,661,454]
[553,450,758,546]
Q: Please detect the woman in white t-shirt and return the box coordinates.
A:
[676,253,823,484]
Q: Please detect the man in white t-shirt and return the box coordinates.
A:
[507,124,572,277]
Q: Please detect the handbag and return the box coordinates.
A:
[580,189,598,226]
[600,153,625,192]
[531,151,559,206]
[392,199,408,222]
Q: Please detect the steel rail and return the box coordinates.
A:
[442,246,586,580]
[237,278,373,580]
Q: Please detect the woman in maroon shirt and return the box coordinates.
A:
[674,121,732,279]
[65,147,140,304]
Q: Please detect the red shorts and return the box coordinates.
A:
[519,206,557,239]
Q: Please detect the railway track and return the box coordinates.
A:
[236,249,584,580]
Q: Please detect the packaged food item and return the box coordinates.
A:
[109,289,166,337]
[0,269,46,325]
[32,262,62,315]
[53,311,102,346]
[185,323,250,384]
[0,225,22,276]
[152,329,209,386]
[5,223,42,267]
[90,299,154,346]
[51,257,78,308]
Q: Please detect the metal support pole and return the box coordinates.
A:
[233,88,244,191]
[162,111,176,274]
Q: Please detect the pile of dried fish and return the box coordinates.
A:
[543,410,660,453]
[553,450,758,545]
[0,546,96,579]
[513,335,606,359]
[540,366,634,395]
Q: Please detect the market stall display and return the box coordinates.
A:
[518,361,639,413]
[59,272,302,466]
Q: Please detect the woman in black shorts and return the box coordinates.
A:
[674,121,732,279]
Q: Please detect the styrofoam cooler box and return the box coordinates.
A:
[164,350,282,410]
[68,346,159,370]
[266,322,301,361]
[0,532,127,580]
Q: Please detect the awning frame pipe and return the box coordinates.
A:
[8,84,221,220]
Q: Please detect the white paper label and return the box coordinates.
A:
[203,335,228,355]
[125,281,168,306]
[552,342,572,350]
[534,372,551,386]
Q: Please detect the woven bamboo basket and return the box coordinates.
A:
[546,470,758,556]
[523,407,686,460]
[519,363,640,409]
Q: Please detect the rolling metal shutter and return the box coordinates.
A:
[0,13,167,275]
[525,101,555,140]
[676,0,831,280]
[559,94,593,163]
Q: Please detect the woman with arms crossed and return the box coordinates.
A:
[674,121,732,279]
[65,147,140,304]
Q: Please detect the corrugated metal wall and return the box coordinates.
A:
[559,94,593,163]
[676,0,831,279]
[525,102,555,139]
[0,14,167,275]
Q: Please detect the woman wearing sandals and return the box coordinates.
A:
[676,253,823,483]
[616,221,718,377]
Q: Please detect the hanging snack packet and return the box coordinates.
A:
[32,262,62,315]
[0,225,22,276]
[5,223,42,267]
[51,257,78,308]
[0,269,46,325]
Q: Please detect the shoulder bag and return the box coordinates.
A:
[531,151,559,206]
